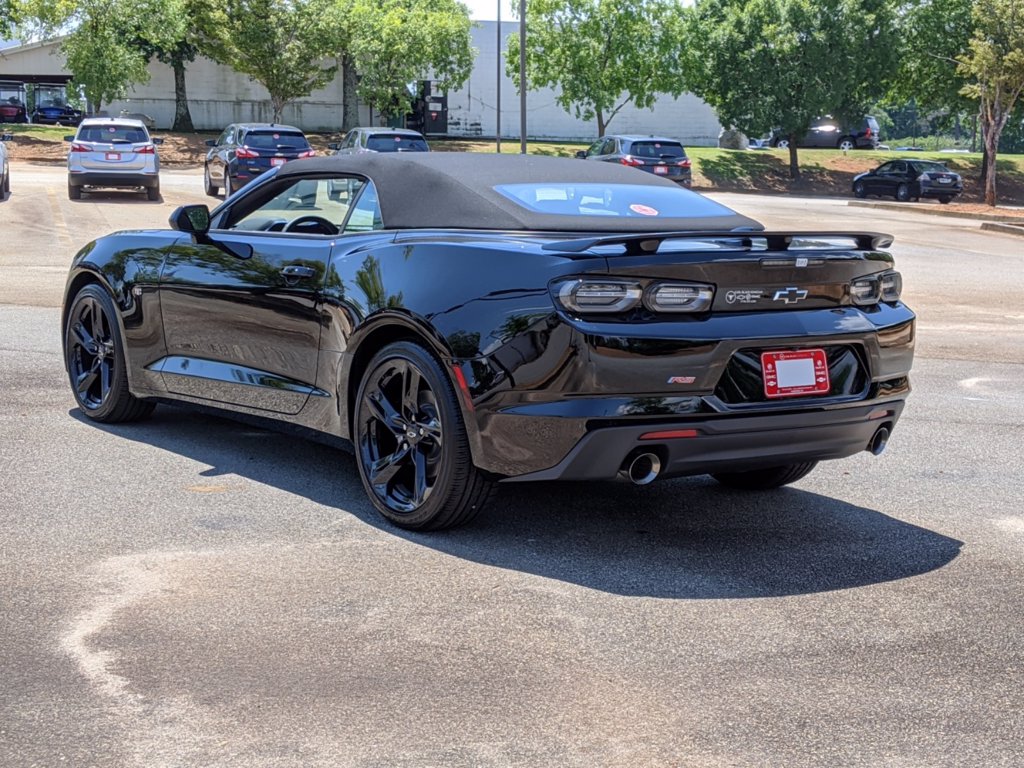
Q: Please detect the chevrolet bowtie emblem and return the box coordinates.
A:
[773,287,809,304]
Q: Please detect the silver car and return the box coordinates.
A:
[65,117,163,200]
[0,132,11,199]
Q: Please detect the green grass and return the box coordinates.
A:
[1,124,76,141]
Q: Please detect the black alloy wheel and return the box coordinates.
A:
[354,341,494,530]
[896,183,911,202]
[64,285,154,423]
[853,180,866,198]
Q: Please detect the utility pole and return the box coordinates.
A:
[496,0,501,153]
[519,0,527,154]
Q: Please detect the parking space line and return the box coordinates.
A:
[46,186,74,252]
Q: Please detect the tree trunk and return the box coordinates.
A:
[787,135,800,181]
[978,110,988,190]
[342,53,359,131]
[171,55,194,132]
[983,130,998,206]
[596,110,606,138]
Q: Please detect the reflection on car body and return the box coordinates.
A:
[61,153,915,531]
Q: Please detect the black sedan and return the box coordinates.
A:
[853,159,963,203]
[62,154,915,530]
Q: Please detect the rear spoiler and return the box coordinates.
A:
[541,230,895,256]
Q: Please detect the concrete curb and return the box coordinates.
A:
[980,222,1024,237]
[847,200,1024,223]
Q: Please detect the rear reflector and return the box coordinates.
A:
[639,429,698,440]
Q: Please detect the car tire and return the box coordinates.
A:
[68,181,81,200]
[938,196,953,205]
[204,164,217,196]
[223,173,233,199]
[147,182,160,201]
[64,284,155,423]
[774,138,790,149]
[354,341,495,530]
[853,180,866,198]
[711,462,818,491]
[837,138,856,151]
[1,169,8,198]
[896,183,911,202]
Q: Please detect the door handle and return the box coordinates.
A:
[280,265,316,280]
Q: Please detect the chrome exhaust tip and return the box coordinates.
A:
[868,426,890,456]
[620,452,662,485]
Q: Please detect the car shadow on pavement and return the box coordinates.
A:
[75,406,963,600]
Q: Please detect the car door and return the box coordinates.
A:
[210,125,235,186]
[865,162,892,195]
[156,174,351,414]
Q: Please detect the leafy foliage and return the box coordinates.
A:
[957,0,1024,204]
[890,0,974,115]
[211,0,340,123]
[344,0,475,120]
[507,0,687,136]
[683,0,898,178]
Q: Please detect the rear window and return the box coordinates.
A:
[77,124,150,143]
[243,131,310,149]
[366,134,429,152]
[494,183,739,220]
[910,161,951,174]
[629,141,686,159]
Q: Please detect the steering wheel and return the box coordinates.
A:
[283,215,339,235]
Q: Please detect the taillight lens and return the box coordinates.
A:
[70,142,91,153]
[136,144,156,154]
[235,146,259,159]
[851,271,902,305]
[297,149,316,158]
[644,283,714,312]
[556,279,642,313]
[677,158,691,168]
[620,155,643,167]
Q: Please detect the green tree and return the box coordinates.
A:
[958,0,1024,206]
[684,0,898,179]
[1,0,19,37]
[508,0,687,137]
[212,0,339,123]
[21,0,186,112]
[345,0,474,122]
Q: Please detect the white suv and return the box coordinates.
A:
[65,117,163,200]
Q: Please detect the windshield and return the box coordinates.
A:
[244,132,310,149]
[366,134,429,152]
[495,183,741,219]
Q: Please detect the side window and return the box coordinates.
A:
[877,163,893,175]
[892,161,907,174]
[223,176,365,234]
[344,181,383,233]
[600,139,616,155]
[586,139,603,156]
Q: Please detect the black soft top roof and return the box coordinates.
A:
[275,152,761,232]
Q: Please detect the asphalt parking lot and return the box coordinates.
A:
[1,163,1023,767]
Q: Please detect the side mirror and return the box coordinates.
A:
[204,139,217,147]
[64,135,75,142]
[574,150,587,159]
[170,204,211,234]
[152,137,164,145]
[327,142,340,151]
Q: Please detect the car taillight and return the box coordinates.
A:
[136,144,156,154]
[866,125,873,138]
[70,142,91,153]
[235,146,259,159]
[644,283,714,312]
[677,158,691,168]
[555,279,642,313]
[297,149,316,158]
[620,155,643,167]
[851,271,902,305]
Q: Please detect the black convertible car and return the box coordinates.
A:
[62,154,915,529]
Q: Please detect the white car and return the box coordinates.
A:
[0,132,11,199]
[65,117,163,200]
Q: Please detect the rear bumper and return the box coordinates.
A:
[918,184,962,198]
[502,398,905,483]
[68,172,159,189]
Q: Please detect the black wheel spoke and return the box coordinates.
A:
[418,415,442,442]
[367,389,406,435]
[99,360,111,401]
[410,448,429,506]
[76,369,97,397]
[368,444,410,489]
[401,363,422,419]
[89,299,105,344]
[72,322,96,354]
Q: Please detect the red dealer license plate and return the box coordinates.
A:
[761,349,830,398]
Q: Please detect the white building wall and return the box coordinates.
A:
[2,28,724,142]
[449,20,723,145]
